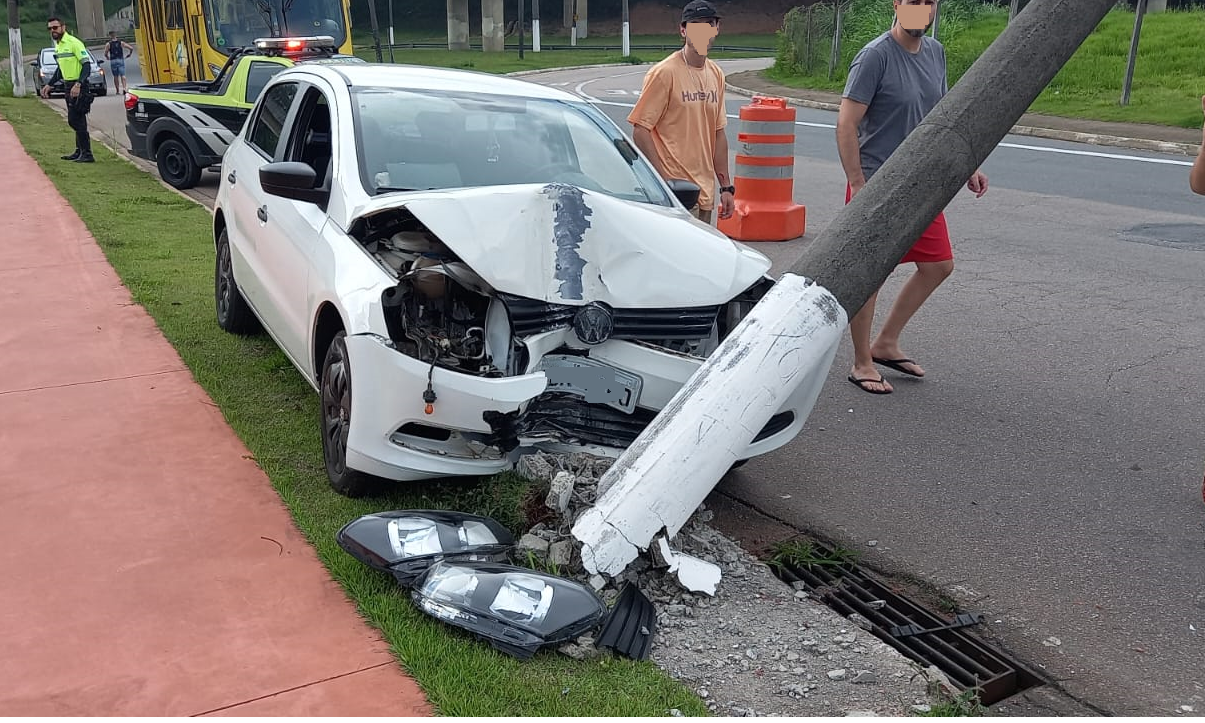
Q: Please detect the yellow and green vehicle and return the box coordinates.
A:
[125,35,362,189]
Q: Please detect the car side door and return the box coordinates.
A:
[255,80,337,376]
[222,78,302,345]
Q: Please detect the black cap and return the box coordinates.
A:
[681,0,721,23]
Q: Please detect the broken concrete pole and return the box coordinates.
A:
[571,275,844,577]
[571,0,1118,584]
[788,0,1119,318]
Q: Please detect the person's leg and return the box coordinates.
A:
[69,97,94,161]
[870,213,955,377]
[63,92,81,160]
[848,290,892,393]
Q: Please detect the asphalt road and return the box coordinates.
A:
[71,53,1205,716]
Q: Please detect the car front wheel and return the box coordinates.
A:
[321,331,385,498]
[214,228,260,334]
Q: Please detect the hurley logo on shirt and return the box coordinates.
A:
[682,89,718,103]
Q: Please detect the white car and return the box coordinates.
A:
[212,61,813,497]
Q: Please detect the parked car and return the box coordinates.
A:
[212,62,812,497]
[31,46,108,97]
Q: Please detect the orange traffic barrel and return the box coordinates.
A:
[717,96,806,242]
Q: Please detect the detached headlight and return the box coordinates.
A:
[336,510,515,586]
[412,560,608,659]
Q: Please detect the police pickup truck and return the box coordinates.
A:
[125,35,363,189]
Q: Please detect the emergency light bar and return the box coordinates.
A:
[253,35,337,53]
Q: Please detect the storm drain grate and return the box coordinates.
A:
[770,546,1042,706]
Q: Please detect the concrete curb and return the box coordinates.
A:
[724,81,1203,158]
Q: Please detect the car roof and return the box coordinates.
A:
[282,62,586,103]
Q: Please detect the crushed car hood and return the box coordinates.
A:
[350,183,773,307]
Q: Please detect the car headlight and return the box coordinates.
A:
[336,510,515,586]
[411,560,608,659]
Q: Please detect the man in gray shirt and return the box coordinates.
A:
[836,0,988,395]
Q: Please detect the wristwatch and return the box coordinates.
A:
[720,184,735,195]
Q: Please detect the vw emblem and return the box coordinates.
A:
[573,302,614,345]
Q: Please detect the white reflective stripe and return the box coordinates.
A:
[738,142,796,157]
[734,163,795,180]
[739,120,797,136]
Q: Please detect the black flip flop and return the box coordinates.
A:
[848,375,892,394]
[873,357,924,378]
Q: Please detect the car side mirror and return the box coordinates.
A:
[260,161,328,205]
[666,178,701,210]
[29,60,38,67]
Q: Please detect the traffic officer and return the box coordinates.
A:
[41,17,95,163]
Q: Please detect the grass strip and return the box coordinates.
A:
[354,45,769,72]
[0,94,709,717]
[767,3,1205,129]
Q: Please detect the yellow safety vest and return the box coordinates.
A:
[54,32,89,81]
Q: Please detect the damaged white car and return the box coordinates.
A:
[212,62,813,496]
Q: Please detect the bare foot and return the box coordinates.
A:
[870,343,925,377]
[848,364,892,394]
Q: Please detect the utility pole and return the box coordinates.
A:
[518,0,524,58]
[367,0,382,62]
[572,0,1123,580]
[621,0,629,58]
[8,0,26,97]
[1121,0,1146,106]
[930,0,941,40]
[386,0,395,62]
[532,0,540,51]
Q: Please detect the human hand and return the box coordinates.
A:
[718,190,734,219]
[70,84,80,99]
[849,178,866,198]
[967,170,988,198]
[40,84,50,99]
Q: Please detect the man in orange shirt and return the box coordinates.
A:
[627,0,734,225]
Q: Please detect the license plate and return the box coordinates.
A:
[538,355,643,414]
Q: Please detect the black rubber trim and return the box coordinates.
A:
[595,583,657,660]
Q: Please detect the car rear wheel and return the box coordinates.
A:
[156,136,202,189]
[214,228,260,334]
[321,331,385,498]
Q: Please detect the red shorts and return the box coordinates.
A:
[845,184,953,264]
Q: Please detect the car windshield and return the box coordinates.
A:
[351,87,673,207]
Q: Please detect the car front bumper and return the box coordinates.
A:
[342,332,809,481]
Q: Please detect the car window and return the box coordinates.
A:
[352,88,671,207]
[247,81,299,159]
[245,61,287,104]
[41,49,54,64]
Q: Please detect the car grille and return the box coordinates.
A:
[500,294,721,341]
[516,393,794,449]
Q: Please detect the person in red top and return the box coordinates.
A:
[627,0,735,225]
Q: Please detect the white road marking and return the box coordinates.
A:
[564,81,1195,167]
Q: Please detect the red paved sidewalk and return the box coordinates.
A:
[0,119,433,716]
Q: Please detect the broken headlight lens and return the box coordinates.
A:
[336,510,515,586]
[412,560,608,659]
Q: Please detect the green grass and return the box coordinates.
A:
[0,94,710,717]
[767,3,1205,128]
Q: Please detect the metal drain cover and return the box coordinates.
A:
[1119,223,1205,250]
[769,541,1043,706]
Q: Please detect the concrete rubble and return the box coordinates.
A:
[514,450,952,716]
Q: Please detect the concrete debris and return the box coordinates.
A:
[511,450,948,716]
[1043,636,1063,647]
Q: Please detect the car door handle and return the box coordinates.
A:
[228,170,236,184]
[257,205,268,222]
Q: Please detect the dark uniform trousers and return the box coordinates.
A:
[65,80,93,156]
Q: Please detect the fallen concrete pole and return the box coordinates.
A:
[572,0,1118,579]
[573,275,844,578]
